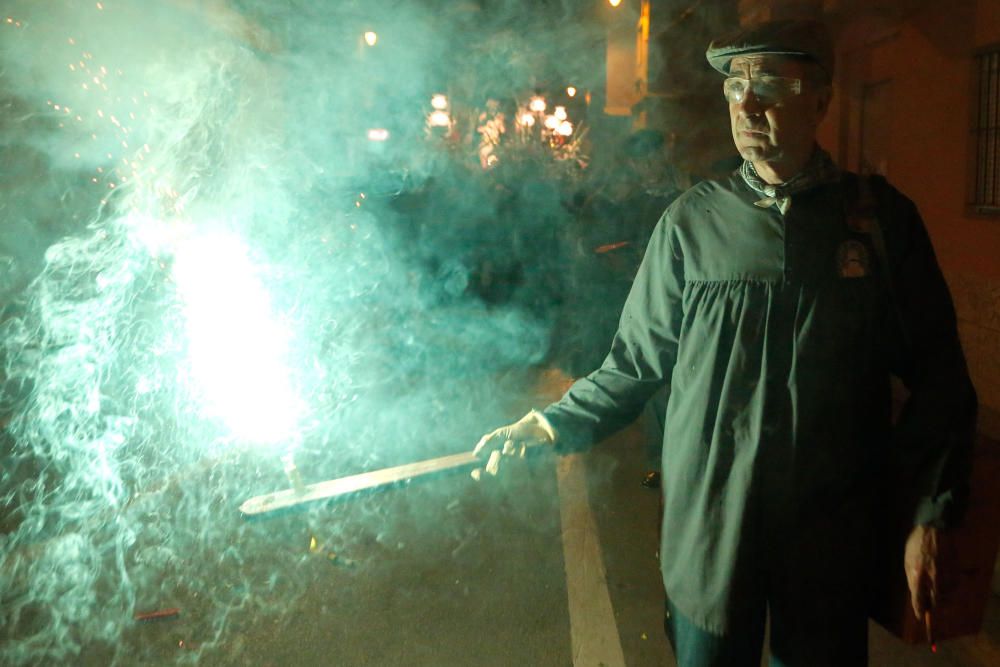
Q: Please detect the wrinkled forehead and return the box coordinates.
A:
[728,54,808,78]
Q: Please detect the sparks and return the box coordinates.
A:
[172,234,302,445]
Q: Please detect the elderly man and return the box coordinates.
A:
[474,19,977,667]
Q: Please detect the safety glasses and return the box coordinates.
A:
[723,76,802,105]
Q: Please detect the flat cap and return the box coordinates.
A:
[706,19,834,78]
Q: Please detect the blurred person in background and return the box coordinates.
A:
[558,129,691,377]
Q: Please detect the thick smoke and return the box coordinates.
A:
[0,0,611,664]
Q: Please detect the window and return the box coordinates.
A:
[971,49,1000,212]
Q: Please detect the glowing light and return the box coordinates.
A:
[529,96,546,113]
[431,94,448,110]
[543,114,559,130]
[567,86,577,97]
[557,120,574,136]
[367,128,390,141]
[609,0,622,6]
[429,110,450,127]
[519,112,535,127]
[364,31,377,46]
[554,105,567,121]
[172,234,302,445]
[0,5,575,661]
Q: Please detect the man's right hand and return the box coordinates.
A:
[471,410,556,480]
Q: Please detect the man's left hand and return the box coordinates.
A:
[904,524,940,620]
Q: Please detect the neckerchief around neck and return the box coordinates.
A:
[739,147,840,214]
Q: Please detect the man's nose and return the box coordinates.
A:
[737,88,764,114]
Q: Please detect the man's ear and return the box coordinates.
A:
[814,85,833,124]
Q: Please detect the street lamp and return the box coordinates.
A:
[609,0,622,7]
[429,110,450,127]
[364,31,377,46]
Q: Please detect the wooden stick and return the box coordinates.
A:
[240,439,551,517]
[239,450,480,516]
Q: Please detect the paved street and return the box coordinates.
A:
[75,368,1000,666]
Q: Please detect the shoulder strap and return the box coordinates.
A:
[858,177,891,289]
[843,173,890,284]
[846,173,913,356]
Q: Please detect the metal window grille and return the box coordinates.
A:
[972,50,1000,212]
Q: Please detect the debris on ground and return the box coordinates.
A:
[594,241,630,254]
[309,535,356,567]
[133,607,180,622]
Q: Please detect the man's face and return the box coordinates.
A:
[727,55,831,165]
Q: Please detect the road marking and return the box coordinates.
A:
[556,453,627,667]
